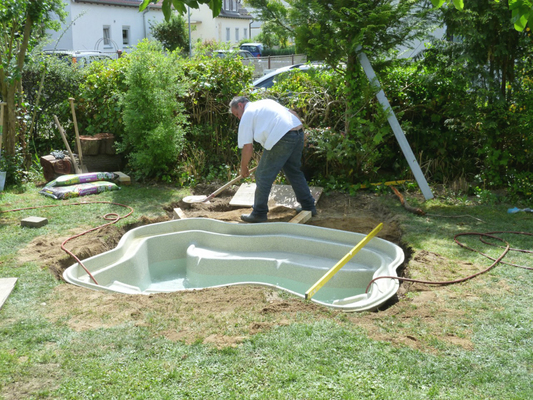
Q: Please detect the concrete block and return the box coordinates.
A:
[21,216,48,228]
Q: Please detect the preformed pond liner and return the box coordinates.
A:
[63,218,405,312]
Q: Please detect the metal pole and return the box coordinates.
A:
[356,48,434,200]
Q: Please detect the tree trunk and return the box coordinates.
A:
[344,53,360,137]
[4,86,17,156]
[1,9,34,157]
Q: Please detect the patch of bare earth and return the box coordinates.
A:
[18,189,491,353]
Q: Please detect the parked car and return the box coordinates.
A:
[42,50,113,66]
[210,49,257,67]
[211,49,255,59]
[240,43,263,58]
[253,64,315,89]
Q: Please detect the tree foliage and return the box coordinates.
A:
[440,0,530,99]
[150,13,190,53]
[432,0,533,31]
[0,0,65,157]
[118,40,188,180]
[140,0,222,20]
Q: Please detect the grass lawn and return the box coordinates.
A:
[1,182,532,399]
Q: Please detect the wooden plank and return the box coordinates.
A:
[0,278,17,310]
[289,210,312,224]
[173,208,187,219]
[230,183,323,208]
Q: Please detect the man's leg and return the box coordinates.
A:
[244,135,295,220]
[282,130,316,213]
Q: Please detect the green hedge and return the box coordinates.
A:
[19,41,533,197]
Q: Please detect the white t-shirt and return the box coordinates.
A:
[237,99,302,150]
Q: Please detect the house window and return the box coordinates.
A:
[103,26,111,47]
[244,28,248,39]
[226,27,230,42]
[122,27,130,46]
[235,28,239,42]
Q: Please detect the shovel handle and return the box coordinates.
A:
[68,97,84,167]
[53,115,81,175]
[206,166,258,200]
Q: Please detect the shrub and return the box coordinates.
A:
[177,54,253,178]
[382,53,478,184]
[262,46,296,56]
[385,43,533,189]
[118,40,188,180]
[264,65,394,187]
[22,54,85,155]
[76,56,130,140]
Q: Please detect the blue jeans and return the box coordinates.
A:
[252,129,316,217]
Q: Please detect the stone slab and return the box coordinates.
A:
[230,183,323,208]
[0,278,17,310]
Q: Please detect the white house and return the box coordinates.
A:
[45,0,254,56]
[188,1,253,45]
[45,0,166,56]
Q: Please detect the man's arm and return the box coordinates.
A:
[289,109,301,120]
[240,143,254,177]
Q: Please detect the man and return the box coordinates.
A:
[229,96,317,223]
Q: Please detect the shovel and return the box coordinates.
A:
[182,166,257,204]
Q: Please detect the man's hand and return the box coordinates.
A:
[240,165,250,178]
[240,143,254,178]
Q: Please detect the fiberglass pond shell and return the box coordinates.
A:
[63,218,404,312]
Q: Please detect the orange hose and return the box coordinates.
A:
[390,186,425,215]
[366,231,532,293]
